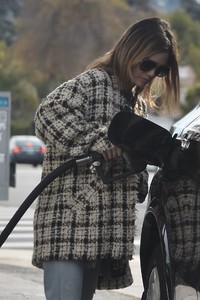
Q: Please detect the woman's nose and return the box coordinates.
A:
[146,68,157,78]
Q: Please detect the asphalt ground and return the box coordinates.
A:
[0,248,141,300]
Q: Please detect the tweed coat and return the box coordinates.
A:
[32,68,148,289]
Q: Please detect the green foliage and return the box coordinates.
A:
[1,0,139,133]
[1,0,200,131]
[182,0,200,21]
[0,41,39,134]
[125,0,149,8]
[0,0,22,45]
[168,9,200,113]
[169,10,200,64]
[188,44,200,79]
[0,43,19,90]
[182,83,200,113]
[11,79,39,134]
[12,0,135,82]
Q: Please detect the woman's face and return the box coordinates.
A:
[131,51,169,89]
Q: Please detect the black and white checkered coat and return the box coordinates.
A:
[32,68,148,289]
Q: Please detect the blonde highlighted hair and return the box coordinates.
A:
[87,17,180,113]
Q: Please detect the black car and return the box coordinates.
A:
[140,104,200,300]
[10,135,46,167]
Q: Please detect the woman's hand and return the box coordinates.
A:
[102,145,122,161]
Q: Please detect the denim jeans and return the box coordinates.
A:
[43,260,100,300]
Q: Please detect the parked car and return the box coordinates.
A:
[140,104,200,299]
[10,135,46,167]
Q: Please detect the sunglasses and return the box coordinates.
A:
[139,59,170,77]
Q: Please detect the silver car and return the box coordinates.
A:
[10,135,46,167]
[140,104,200,300]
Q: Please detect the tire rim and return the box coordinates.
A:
[146,267,161,300]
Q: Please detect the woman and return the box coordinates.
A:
[32,17,180,300]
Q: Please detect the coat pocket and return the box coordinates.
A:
[70,184,99,217]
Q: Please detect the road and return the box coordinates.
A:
[7,164,43,208]
[0,165,42,249]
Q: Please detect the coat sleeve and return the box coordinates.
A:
[34,77,112,157]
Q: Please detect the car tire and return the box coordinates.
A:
[142,244,168,300]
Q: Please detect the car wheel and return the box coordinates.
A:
[142,245,168,300]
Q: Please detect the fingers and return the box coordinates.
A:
[102,145,122,161]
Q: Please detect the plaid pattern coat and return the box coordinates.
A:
[32,69,148,289]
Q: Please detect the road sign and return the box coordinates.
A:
[0,92,11,200]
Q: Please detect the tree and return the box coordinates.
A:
[182,0,200,21]
[3,0,147,133]
[0,41,39,134]
[0,0,23,44]
[169,10,200,74]
[188,44,200,78]
[12,0,136,84]
[183,83,200,113]
[125,0,150,9]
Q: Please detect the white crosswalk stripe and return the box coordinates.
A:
[0,206,34,249]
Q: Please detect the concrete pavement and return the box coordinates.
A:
[0,247,142,300]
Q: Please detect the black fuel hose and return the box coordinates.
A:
[0,151,142,248]
[0,158,77,248]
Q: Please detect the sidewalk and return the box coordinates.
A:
[0,249,142,300]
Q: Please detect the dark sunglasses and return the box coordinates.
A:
[139,59,170,77]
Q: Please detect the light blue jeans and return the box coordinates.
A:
[43,260,100,300]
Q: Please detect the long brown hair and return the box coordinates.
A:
[87,17,180,113]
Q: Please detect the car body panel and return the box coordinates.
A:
[140,171,175,300]
[140,104,200,299]
[171,103,200,139]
